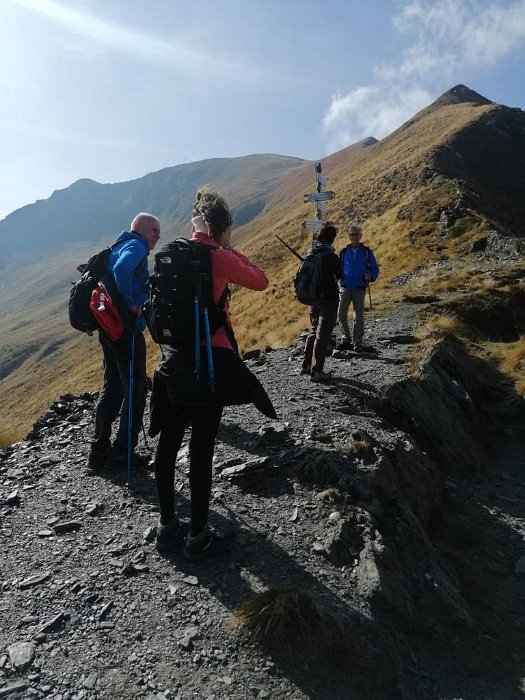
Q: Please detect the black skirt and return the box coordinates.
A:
[149,345,276,436]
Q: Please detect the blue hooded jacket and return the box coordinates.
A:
[108,231,149,332]
[339,244,379,290]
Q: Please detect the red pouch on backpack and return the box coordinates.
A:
[89,282,124,341]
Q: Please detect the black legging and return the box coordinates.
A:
[154,406,223,536]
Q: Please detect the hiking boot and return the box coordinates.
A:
[86,448,108,470]
[106,450,152,471]
[337,340,353,351]
[300,365,312,375]
[155,517,188,551]
[183,523,236,562]
[311,370,333,383]
[354,344,377,354]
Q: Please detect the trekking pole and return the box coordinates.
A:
[126,332,135,487]
[194,295,201,379]
[192,261,201,379]
[367,283,373,311]
[200,272,215,391]
[203,307,216,391]
[273,233,304,262]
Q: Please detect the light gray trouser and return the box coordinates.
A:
[338,288,366,346]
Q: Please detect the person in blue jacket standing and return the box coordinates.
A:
[337,223,379,353]
[87,213,160,470]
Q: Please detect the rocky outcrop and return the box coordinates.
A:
[1,312,524,699]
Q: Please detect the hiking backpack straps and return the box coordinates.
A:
[145,238,234,353]
[294,245,327,305]
[362,244,371,273]
[69,244,116,334]
[69,240,146,338]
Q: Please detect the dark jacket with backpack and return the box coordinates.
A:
[148,229,276,435]
[294,242,341,305]
[313,243,342,301]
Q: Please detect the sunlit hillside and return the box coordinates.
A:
[1,85,524,445]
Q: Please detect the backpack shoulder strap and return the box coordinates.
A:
[362,244,371,271]
[133,255,148,278]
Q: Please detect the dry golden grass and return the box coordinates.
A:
[0,99,521,444]
[404,312,466,375]
[0,430,19,450]
[482,337,525,394]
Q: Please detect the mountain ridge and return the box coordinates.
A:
[0,153,306,265]
[0,84,524,443]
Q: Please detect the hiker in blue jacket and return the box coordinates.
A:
[337,223,379,353]
[87,213,160,470]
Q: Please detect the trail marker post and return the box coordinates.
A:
[302,162,335,242]
[274,161,336,255]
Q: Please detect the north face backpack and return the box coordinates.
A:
[145,238,231,349]
[294,246,327,305]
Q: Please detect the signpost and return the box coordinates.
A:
[275,161,336,253]
[303,191,335,203]
[301,219,323,233]
[302,161,335,242]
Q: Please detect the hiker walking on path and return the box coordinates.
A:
[337,223,379,353]
[87,213,160,470]
[300,222,342,382]
[150,187,276,560]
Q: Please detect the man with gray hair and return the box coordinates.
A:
[337,223,379,352]
[87,213,160,470]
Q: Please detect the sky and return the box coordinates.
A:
[1,0,525,221]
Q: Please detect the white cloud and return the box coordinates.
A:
[6,0,281,84]
[323,86,432,152]
[322,0,525,150]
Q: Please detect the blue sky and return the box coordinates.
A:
[1,0,524,220]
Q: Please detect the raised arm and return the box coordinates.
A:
[219,248,269,291]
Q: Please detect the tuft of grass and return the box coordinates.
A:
[482,336,525,394]
[311,429,332,444]
[231,586,357,675]
[0,430,18,450]
[231,587,321,646]
[417,311,466,340]
[316,487,342,503]
[345,439,369,457]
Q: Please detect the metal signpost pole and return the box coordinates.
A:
[301,162,335,241]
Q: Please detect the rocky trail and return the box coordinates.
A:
[1,304,524,700]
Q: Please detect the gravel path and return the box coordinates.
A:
[1,304,524,699]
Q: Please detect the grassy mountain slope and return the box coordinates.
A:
[230,87,524,347]
[1,85,524,445]
[0,154,305,267]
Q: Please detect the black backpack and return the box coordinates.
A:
[69,241,145,336]
[69,246,114,334]
[145,238,232,350]
[294,245,328,305]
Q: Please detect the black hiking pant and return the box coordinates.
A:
[154,406,223,536]
[91,331,147,456]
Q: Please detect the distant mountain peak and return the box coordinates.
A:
[431,84,493,108]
